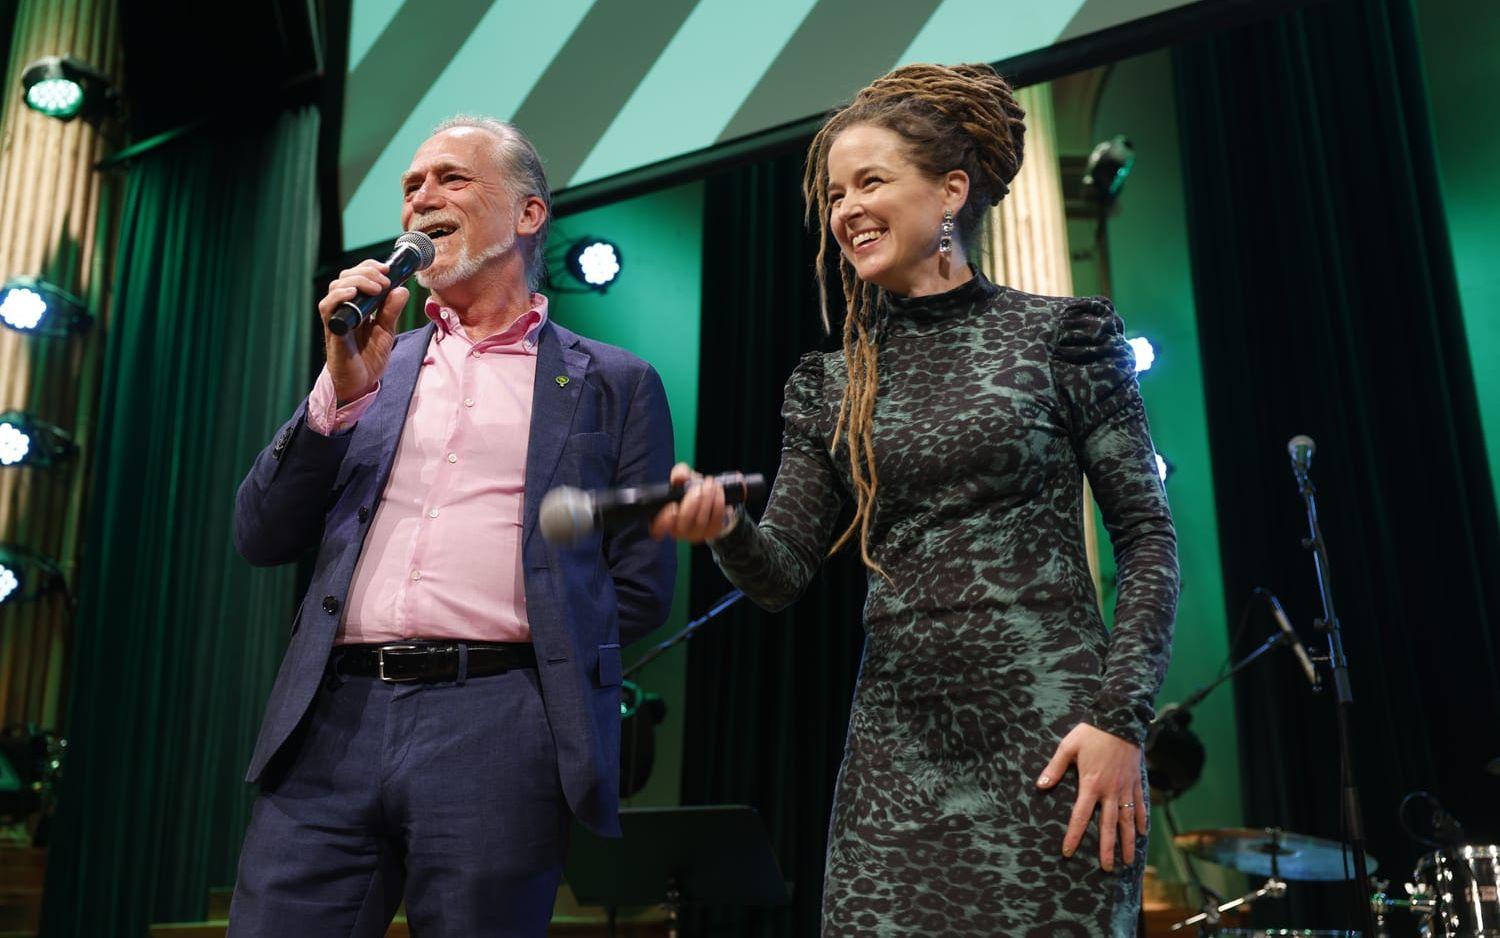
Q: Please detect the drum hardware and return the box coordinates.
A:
[1170,875,1287,933]
[1147,585,1349,936]
[1406,843,1500,936]
[1171,828,1293,935]
[1398,791,1468,850]
[1218,924,1374,930]
[1387,790,1500,936]
[1175,827,1379,883]
[1369,878,1435,937]
[1159,800,1224,933]
[1171,827,1389,937]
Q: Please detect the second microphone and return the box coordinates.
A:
[540,472,765,546]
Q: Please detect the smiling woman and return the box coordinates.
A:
[655,62,1179,936]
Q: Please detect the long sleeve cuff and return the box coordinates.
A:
[1088,695,1155,746]
[707,509,757,566]
[306,366,378,436]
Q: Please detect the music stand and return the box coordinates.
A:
[566,805,788,938]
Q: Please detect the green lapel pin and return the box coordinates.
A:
[555,375,570,388]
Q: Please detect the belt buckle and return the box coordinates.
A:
[377,644,423,683]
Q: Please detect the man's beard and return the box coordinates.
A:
[417,229,514,291]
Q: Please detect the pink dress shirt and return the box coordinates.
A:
[306,296,549,645]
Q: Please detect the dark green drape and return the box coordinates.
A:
[680,151,867,937]
[1173,0,1500,928]
[40,108,319,935]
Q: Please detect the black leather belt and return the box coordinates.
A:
[332,641,536,683]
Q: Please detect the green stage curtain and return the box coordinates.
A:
[680,151,867,937]
[39,107,320,935]
[1173,0,1500,926]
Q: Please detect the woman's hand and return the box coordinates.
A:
[1036,722,1147,872]
[649,463,735,543]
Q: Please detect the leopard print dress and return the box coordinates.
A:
[710,272,1179,936]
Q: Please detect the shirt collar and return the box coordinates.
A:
[424,293,549,351]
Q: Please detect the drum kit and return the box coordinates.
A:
[1144,445,1500,937]
[1164,825,1500,937]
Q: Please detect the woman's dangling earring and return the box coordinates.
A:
[938,209,955,256]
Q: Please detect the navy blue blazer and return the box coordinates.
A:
[234,319,677,835]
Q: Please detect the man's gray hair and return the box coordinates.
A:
[432,115,552,292]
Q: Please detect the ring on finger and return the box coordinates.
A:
[1119,801,1136,809]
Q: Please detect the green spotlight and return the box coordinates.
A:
[0,277,92,337]
[0,412,75,468]
[20,56,114,123]
[565,238,623,292]
[0,545,63,607]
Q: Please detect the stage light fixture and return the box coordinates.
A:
[1128,336,1156,374]
[0,546,63,607]
[564,238,622,292]
[21,56,115,123]
[1082,136,1136,206]
[0,278,92,337]
[0,413,75,468]
[1155,453,1174,483]
[0,564,17,604]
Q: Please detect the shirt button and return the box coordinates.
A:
[410,569,422,581]
[470,349,480,358]
[322,595,340,614]
[447,453,458,463]
[357,506,370,522]
[463,398,474,408]
[427,508,439,518]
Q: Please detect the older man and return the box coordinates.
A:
[227,117,676,936]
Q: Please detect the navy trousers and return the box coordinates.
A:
[228,656,571,937]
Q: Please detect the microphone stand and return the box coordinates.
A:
[608,589,747,937]
[1150,618,1300,935]
[624,589,745,681]
[1152,592,1305,744]
[1292,460,1378,936]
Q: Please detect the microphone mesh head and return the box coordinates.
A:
[396,230,437,269]
[539,487,595,546]
[1287,434,1316,458]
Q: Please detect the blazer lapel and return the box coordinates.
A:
[524,321,590,540]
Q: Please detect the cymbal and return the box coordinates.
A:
[1174,828,1379,881]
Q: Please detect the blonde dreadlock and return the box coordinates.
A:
[802,63,1027,577]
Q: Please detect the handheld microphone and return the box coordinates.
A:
[327,230,436,336]
[1266,591,1321,689]
[540,472,766,546]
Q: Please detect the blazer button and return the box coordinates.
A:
[322,595,340,614]
[357,506,370,523]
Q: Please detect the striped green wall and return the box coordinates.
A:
[341,0,1212,250]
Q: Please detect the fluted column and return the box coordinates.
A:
[0,0,122,727]
[980,83,1103,600]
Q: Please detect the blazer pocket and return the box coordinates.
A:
[595,643,622,687]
